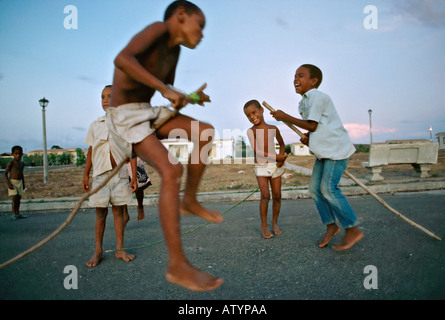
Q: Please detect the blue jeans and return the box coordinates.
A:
[309,158,359,228]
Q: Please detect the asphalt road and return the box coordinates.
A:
[1,190,444,303]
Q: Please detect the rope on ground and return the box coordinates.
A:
[105,186,260,253]
[343,170,442,241]
[0,156,130,270]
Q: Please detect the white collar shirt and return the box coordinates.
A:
[84,116,127,178]
[298,89,355,160]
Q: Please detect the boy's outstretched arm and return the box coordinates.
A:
[271,110,318,132]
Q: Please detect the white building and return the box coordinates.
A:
[290,143,311,156]
[161,139,234,163]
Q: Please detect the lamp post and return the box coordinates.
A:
[429,125,433,141]
[368,109,373,145]
[39,97,49,183]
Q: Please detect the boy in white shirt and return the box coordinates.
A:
[83,85,137,267]
[271,64,363,251]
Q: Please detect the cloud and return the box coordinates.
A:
[274,16,289,29]
[72,126,86,132]
[344,123,396,140]
[391,0,445,28]
[76,75,100,84]
[344,123,370,140]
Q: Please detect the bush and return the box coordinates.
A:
[354,144,370,153]
[22,152,75,166]
[23,154,43,166]
[76,148,86,166]
[0,158,11,169]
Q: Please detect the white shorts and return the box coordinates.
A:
[253,163,284,179]
[106,103,174,163]
[8,179,23,197]
[88,171,132,208]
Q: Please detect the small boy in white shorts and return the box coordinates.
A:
[88,171,132,208]
[244,100,287,239]
[254,162,285,179]
[82,85,136,267]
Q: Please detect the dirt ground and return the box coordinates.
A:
[1,151,444,201]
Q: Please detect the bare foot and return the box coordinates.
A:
[166,261,223,292]
[262,225,274,239]
[86,252,103,267]
[137,206,145,221]
[332,227,363,251]
[272,222,282,235]
[318,223,341,248]
[115,250,135,262]
[180,199,223,223]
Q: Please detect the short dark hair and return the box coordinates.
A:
[301,64,323,88]
[104,85,112,89]
[11,145,23,153]
[164,0,202,21]
[243,99,262,110]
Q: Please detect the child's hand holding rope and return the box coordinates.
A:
[186,83,210,106]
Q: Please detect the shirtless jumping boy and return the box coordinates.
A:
[107,1,223,291]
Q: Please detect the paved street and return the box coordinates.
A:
[1,190,444,302]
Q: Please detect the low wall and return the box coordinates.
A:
[362,142,439,181]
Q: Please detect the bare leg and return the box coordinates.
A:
[270,176,282,235]
[86,207,108,267]
[112,205,135,262]
[123,205,130,228]
[256,176,273,239]
[134,135,223,291]
[157,115,223,224]
[12,195,20,216]
[135,188,145,221]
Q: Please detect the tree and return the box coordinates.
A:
[234,136,247,158]
[76,148,86,166]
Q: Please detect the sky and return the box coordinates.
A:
[1,0,444,154]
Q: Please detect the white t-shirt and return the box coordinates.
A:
[84,116,127,178]
[298,89,355,160]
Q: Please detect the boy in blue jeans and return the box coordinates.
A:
[271,64,363,251]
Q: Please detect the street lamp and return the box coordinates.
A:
[368,109,373,145]
[429,125,433,141]
[39,97,49,183]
